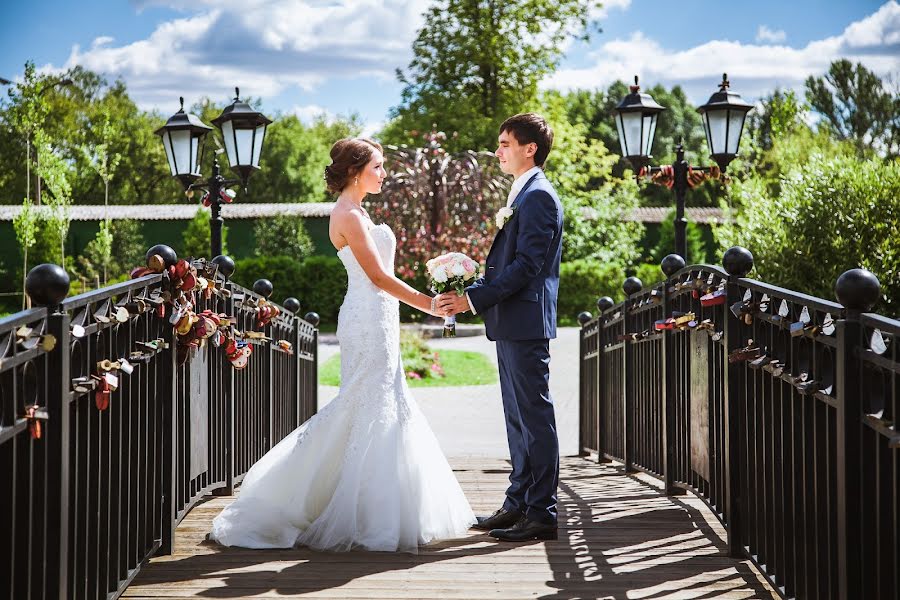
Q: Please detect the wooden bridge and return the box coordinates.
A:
[2,247,897,600]
[123,457,775,599]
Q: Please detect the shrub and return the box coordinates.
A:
[399,330,443,380]
[253,214,314,260]
[558,259,629,325]
[716,153,900,315]
[232,255,346,323]
[181,208,228,259]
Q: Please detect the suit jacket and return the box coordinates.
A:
[466,171,563,341]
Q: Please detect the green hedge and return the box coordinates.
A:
[232,255,347,324]
[557,260,666,325]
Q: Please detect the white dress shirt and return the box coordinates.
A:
[466,166,543,314]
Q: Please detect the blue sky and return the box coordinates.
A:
[1,0,896,132]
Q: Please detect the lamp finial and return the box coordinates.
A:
[720,73,730,90]
[630,75,640,93]
[234,87,240,100]
[179,96,184,111]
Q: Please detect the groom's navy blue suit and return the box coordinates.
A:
[466,170,563,525]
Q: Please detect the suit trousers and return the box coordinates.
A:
[496,338,559,525]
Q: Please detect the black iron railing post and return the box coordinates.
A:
[24,265,74,600]
[219,281,236,496]
[44,308,71,600]
[577,311,592,454]
[596,297,614,463]
[159,324,178,555]
[623,276,642,473]
[722,247,754,558]
[660,255,686,495]
[834,268,879,600]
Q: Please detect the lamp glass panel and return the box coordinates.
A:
[615,114,627,157]
[221,121,237,168]
[171,129,192,176]
[190,136,200,174]
[162,133,177,176]
[251,124,267,168]
[234,126,254,167]
[704,109,728,156]
[642,113,658,157]
[727,110,746,154]
[621,112,645,157]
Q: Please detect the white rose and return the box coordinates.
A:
[433,265,448,283]
[451,263,466,277]
[496,206,514,229]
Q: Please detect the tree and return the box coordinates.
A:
[382,0,601,153]
[75,219,146,286]
[253,214,314,259]
[182,208,228,259]
[12,198,37,309]
[540,90,644,267]
[805,60,898,156]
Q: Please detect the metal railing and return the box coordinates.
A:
[578,247,898,600]
[0,257,319,600]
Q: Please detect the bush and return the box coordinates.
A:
[399,330,443,380]
[716,153,900,315]
[253,214,314,259]
[557,260,628,325]
[232,254,346,323]
[181,208,228,259]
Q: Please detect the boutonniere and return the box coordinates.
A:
[496,205,516,229]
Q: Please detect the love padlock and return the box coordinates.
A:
[23,405,48,439]
[94,375,111,410]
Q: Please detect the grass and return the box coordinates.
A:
[319,349,497,388]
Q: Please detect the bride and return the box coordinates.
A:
[209,138,476,553]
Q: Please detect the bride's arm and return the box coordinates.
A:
[339,212,443,317]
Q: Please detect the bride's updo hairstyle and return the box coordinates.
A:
[324,138,384,194]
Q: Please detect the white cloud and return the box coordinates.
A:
[546,0,900,104]
[62,0,431,111]
[290,104,334,124]
[756,25,786,44]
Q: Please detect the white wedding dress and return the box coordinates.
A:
[210,223,476,553]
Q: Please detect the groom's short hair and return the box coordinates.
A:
[499,113,554,167]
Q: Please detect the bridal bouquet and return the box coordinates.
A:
[426,252,480,337]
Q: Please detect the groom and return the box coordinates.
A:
[437,113,563,542]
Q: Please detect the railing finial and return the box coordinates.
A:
[623,276,643,297]
[597,296,615,313]
[283,297,301,314]
[304,311,321,327]
[25,263,70,306]
[722,246,754,278]
[661,253,685,277]
[211,255,236,279]
[835,268,880,312]
[252,279,274,299]
[577,311,593,326]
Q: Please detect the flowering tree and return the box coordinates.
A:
[367,130,510,283]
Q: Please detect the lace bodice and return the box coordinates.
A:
[335,223,409,423]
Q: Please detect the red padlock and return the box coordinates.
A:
[24,405,43,439]
[95,376,111,411]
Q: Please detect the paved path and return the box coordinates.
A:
[317,327,581,458]
[124,457,777,599]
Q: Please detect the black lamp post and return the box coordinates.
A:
[614,74,752,261]
[155,89,271,258]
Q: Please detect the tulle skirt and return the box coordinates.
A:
[208,390,476,553]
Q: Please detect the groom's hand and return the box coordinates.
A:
[436,293,469,316]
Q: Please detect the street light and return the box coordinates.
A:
[156,88,271,258]
[614,73,752,261]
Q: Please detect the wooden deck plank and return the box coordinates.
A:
[123,457,778,599]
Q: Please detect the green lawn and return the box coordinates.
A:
[319,349,497,388]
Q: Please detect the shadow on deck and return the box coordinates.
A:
[122,456,777,599]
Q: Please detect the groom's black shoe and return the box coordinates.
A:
[489,516,558,541]
[472,507,524,531]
